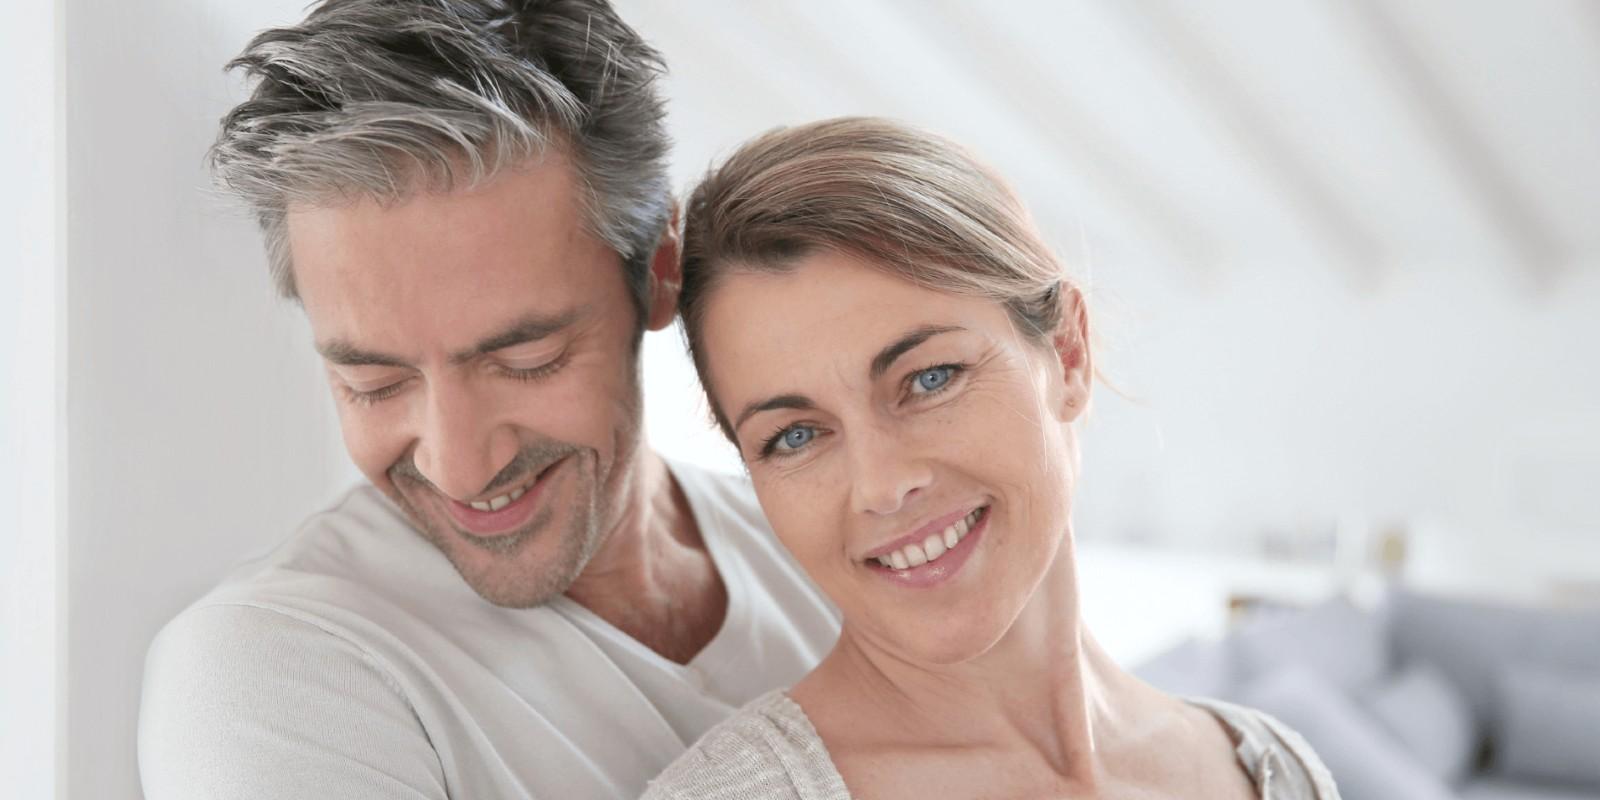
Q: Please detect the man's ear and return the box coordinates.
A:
[1049,283,1092,423]
[644,204,683,332]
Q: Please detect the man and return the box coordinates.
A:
[137,1,839,797]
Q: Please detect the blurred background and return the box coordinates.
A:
[3,0,1597,797]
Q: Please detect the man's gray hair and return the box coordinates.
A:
[210,0,672,313]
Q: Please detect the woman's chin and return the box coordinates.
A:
[853,609,1012,667]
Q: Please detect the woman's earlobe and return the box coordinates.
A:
[1057,372,1091,422]
[1051,329,1092,422]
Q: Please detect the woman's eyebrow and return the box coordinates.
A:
[729,324,964,434]
[733,394,815,434]
[868,325,964,380]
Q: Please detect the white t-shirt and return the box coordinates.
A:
[138,460,840,799]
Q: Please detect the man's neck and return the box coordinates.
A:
[563,452,728,664]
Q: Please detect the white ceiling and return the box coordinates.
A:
[615,0,1600,292]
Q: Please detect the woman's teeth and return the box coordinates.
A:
[875,507,984,570]
[469,482,529,512]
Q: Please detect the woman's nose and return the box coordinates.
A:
[846,424,933,516]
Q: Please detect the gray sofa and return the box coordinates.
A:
[1134,588,1600,799]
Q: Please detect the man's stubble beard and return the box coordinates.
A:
[381,365,648,608]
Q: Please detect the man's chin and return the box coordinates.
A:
[438,528,585,608]
[456,560,579,609]
[431,512,584,608]
[375,486,567,607]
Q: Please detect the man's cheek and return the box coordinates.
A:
[340,415,405,487]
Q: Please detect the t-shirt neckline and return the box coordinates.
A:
[548,458,754,680]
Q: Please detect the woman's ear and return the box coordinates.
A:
[645,204,683,332]
[1050,283,1092,423]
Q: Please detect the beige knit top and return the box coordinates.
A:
[641,691,1341,799]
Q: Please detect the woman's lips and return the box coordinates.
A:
[442,456,564,537]
[866,506,988,588]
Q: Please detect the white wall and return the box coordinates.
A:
[1072,258,1600,587]
[2,2,65,798]
[61,2,358,796]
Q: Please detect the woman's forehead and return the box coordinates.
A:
[700,253,1006,390]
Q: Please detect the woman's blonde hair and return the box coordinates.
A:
[679,116,1087,439]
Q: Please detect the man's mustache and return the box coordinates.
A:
[388,440,578,497]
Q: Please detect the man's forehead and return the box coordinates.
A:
[286,163,591,267]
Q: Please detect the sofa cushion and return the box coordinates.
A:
[1460,777,1600,800]
[1236,666,1457,800]
[1132,636,1233,699]
[1391,589,1600,735]
[1493,664,1600,790]
[1360,661,1478,784]
[1232,596,1390,692]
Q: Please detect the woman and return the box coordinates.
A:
[645,118,1338,799]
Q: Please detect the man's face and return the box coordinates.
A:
[287,154,657,607]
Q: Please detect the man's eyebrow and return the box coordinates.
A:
[317,340,411,368]
[315,307,586,369]
[869,325,964,380]
[732,394,816,435]
[453,307,585,364]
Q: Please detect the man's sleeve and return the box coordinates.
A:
[138,603,449,800]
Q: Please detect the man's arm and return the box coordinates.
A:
[139,603,448,799]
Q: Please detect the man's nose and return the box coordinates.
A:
[846,423,932,517]
[411,380,518,501]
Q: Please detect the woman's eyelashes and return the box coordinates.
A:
[759,423,820,459]
[752,363,970,460]
[904,363,965,398]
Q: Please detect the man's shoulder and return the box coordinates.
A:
[670,459,773,545]
[669,457,841,634]
[191,482,456,613]
[671,459,805,572]
[670,459,760,512]
[138,599,450,799]
[145,600,375,690]
[147,482,482,696]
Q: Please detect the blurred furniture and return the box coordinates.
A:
[1135,587,1600,800]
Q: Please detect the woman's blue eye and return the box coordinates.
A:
[913,366,954,393]
[776,426,814,451]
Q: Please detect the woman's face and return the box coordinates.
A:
[700,250,1091,665]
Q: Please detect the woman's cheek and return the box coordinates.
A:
[761,466,846,581]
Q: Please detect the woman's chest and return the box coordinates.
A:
[830,746,1259,800]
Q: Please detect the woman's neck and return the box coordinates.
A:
[795,535,1136,786]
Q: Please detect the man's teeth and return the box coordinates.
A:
[874,508,984,569]
[470,483,529,512]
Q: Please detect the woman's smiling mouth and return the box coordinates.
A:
[863,505,989,587]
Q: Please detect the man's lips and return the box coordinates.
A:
[440,456,565,537]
